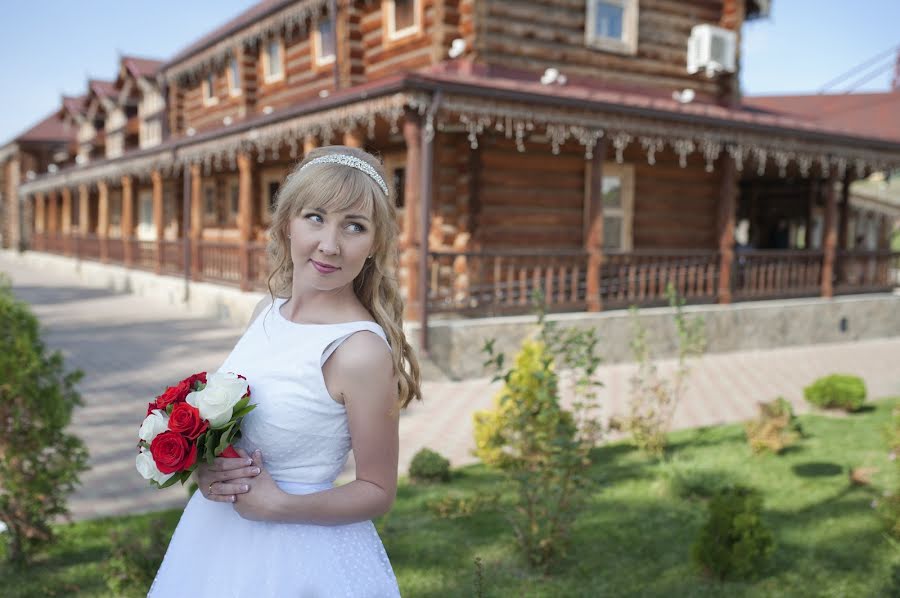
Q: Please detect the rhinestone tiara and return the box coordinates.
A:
[299,154,389,195]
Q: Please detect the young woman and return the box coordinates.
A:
[149,146,422,597]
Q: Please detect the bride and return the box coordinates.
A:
[148,145,422,597]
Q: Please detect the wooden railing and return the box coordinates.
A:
[427,250,588,314]
[25,235,900,312]
[835,250,897,293]
[601,250,719,308]
[732,250,824,300]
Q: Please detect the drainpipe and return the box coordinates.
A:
[419,91,443,355]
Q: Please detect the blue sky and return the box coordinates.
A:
[1,0,897,143]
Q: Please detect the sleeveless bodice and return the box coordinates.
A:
[217,297,390,485]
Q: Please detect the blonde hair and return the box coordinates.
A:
[266,145,422,408]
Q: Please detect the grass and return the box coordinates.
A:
[2,398,898,597]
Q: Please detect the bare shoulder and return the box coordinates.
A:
[331,330,392,374]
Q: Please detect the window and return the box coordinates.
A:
[227,178,240,225]
[202,72,218,105]
[314,17,336,65]
[259,170,286,224]
[585,162,634,250]
[386,0,420,40]
[228,57,241,96]
[203,181,219,226]
[585,0,639,55]
[263,38,284,83]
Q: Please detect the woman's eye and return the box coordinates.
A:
[348,223,366,233]
[305,213,323,223]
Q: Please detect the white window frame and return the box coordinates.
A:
[202,72,218,106]
[314,17,337,66]
[585,0,639,56]
[385,0,421,41]
[584,162,634,251]
[227,56,242,96]
[262,38,285,84]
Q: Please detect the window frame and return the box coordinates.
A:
[202,72,218,106]
[262,37,285,84]
[583,161,634,251]
[227,56,242,97]
[202,180,220,227]
[313,16,337,67]
[585,0,639,56]
[384,0,423,42]
[225,175,240,226]
[259,169,287,225]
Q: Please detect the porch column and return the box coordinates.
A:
[585,141,608,312]
[34,192,45,234]
[61,187,73,255]
[78,184,89,234]
[152,170,164,274]
[821,171,839,298]
[303,134,319,157]
[121,175,134,266]
[805,178,818,249]
[716,153,738,304]
[238,153,254,291]
[190,164,203,280]
[47,190,59,235]
[343,129,364,148]
[836,175,851,284]
[98,181,109,261]
[5,157,21,249]
[401,111,423,320]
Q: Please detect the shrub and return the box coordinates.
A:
[619,284,706,458]
[692,485,775,581]
[744,397,804,455]
[654,458,739,501]
[474,290,603,572]
[803,374,867,412]
[426,492,500,519]
[0,275,90,567]
[103,517,170,595]
[409,448,451,483]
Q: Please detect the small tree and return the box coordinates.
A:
[473,290,602,572]
[0,275,90,567]
[614,283,705,458]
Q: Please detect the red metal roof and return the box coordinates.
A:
[14,111,74,144]
[88,79,118,100]
[743,92,900,144]
[122,55,164,79]
[413,60,900,149]
[165,0,295,68]
[61,95,86,116]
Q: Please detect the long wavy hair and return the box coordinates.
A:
[265,145,422,408]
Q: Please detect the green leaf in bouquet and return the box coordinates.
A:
[215,423,238,456]
[166,403,174,415]
[232,396,251,413]
[203,430,219,463]
[230,404,257,420]
[157,472,184,490]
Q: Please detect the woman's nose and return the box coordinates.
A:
[317,227,340,255]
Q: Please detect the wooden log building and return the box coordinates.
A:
[2,0,900,340]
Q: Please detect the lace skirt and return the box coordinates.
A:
[147,480,400,597]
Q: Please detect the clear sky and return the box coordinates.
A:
[1,0,898,143]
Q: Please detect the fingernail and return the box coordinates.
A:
[240,485,249,492]
[230,496,236,502]
[251,467,260,475]
[245,459,253,465]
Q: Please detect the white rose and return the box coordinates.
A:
[186,371,248,428]
[139,409,169,443]
[136,448,175,485]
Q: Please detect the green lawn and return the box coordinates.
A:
[3,398,898,597]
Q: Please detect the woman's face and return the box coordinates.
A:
[287,201,375,292]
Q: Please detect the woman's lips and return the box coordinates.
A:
[310,259,339,274]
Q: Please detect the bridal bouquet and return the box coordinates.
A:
[136,371,256,488]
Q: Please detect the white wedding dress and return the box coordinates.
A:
[148,297,401,597]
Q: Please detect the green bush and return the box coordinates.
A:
[0,275,90,567]
[409,448,451,483]
[745,397,804,455]
[654,458,739,501]
[474,293,603,572]
[691,485,775,581]
[103,517,170,595]
[803,374,867,412]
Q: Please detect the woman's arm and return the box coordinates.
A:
[230,332,398,524]
[271,331,399,525]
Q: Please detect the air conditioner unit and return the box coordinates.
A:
[687,24,737,77]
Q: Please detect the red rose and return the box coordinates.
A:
[168,403,209,440]
[150,431,198,474]
[186,372,207,389]
[146,401,158,416]
[155,380,191,410]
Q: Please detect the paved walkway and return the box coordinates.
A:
[2,253,899,522]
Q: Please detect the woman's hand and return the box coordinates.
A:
[232,449,288,522]
[196,447,260,503]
